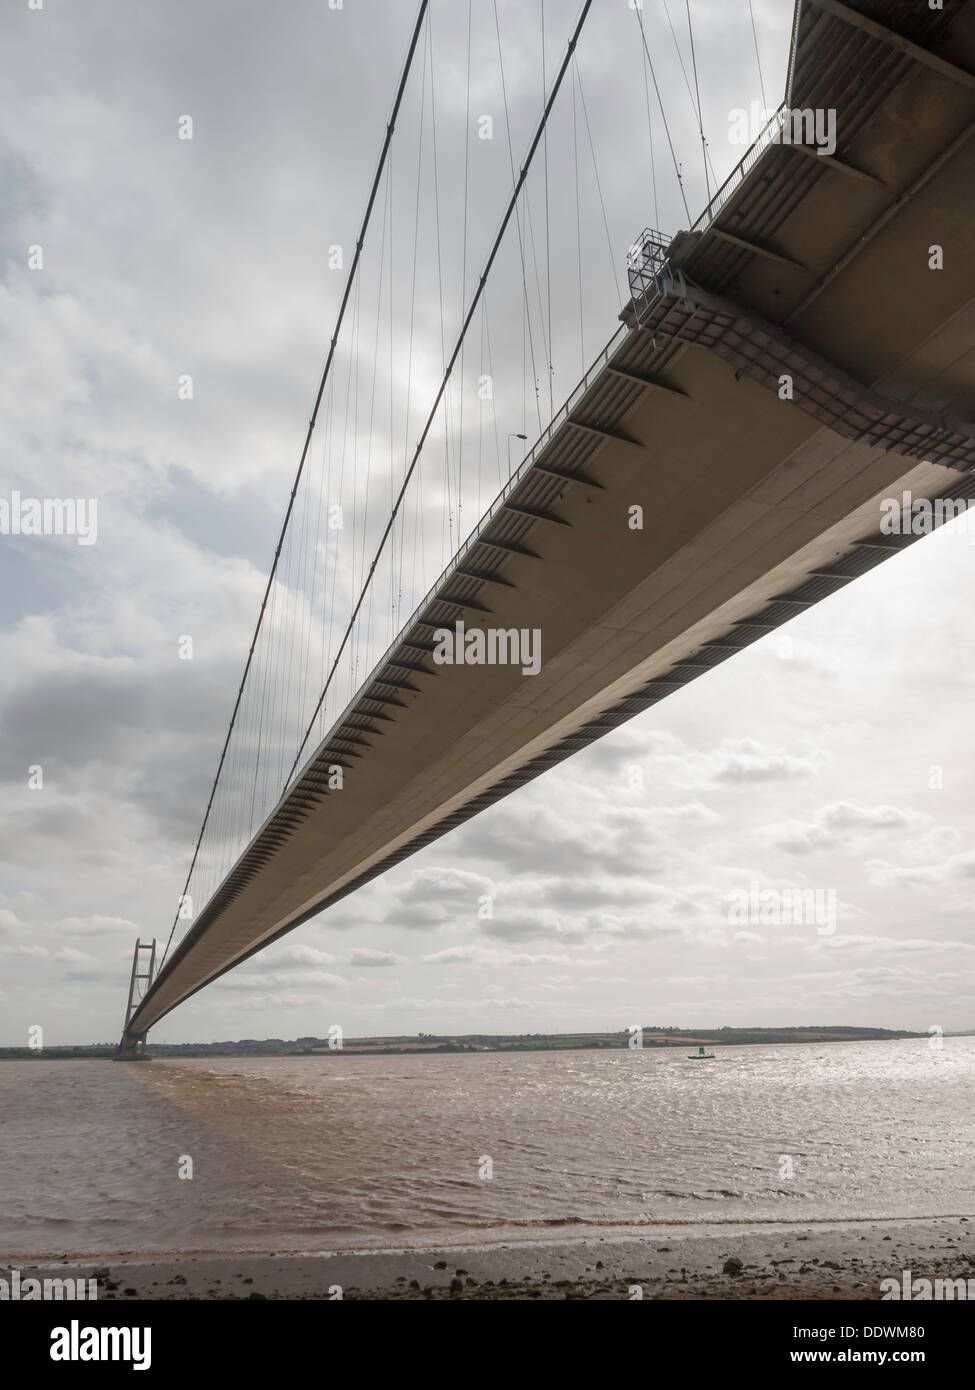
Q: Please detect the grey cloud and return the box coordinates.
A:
[709,738,821,785]
[347,948,402,967]
[771,802,930,855]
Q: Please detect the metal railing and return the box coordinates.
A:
[625,102,789,316]
[626,227,674,311]
[690,102,787,235]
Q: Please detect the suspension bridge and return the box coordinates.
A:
[118,0,975,1054]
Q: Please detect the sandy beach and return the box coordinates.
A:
[7,1215,973,1301]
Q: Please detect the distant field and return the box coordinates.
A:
[0,1024,940,1059]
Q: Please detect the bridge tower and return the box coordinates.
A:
[115,939,157,1060]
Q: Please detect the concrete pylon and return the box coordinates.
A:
[115,939,156,1060]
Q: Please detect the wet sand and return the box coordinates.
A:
[8,1215,973,1300]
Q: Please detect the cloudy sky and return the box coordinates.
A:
[2,0,973,1046]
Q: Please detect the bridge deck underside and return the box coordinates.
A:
[130,0,975,1035]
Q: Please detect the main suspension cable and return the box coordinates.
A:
[287,0,597,789]
[160,1,430,970]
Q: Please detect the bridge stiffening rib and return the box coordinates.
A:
[566,419,643,448]
[431,595,494,613]
[454,568,516,587]
[788,142,883,186]
[811,0,975,92]
[604,363,690,397]
[356,691,408,708]
[499,502,572,525]
[530,460,605,488]
[395,639,438,655]
[473,536,542,558]
[710,228,810,272]
[371,676,423,693]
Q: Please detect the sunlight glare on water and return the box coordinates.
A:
[0,1038,972,1255]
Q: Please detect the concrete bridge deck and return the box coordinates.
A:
[126,0,975,1040]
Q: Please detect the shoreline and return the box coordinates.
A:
[5,1214,973,1300]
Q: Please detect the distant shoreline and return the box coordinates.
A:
[0,1025,948,1060]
